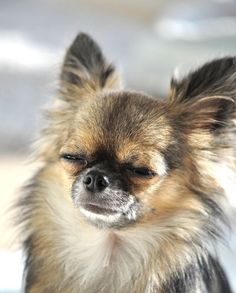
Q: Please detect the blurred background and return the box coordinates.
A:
[0,0,236,292]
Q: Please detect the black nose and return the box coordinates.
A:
[83,171,109,192]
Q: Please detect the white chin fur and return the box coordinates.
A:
[79,207,122,223]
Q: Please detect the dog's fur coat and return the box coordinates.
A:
[18,33,236,293]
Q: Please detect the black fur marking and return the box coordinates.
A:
[61,33,115,88]
[162,255,232,293]
[173,57,236,100]
[190,187,225,220]
[171,57,236,132]
[161,128,189,171]
[186,187,230,260]
[213,98,236,130]
[202,256,232,293]
[23,235,36,292]
[68,33,104,71]
[100,63,115,87]
[162,142,182,170]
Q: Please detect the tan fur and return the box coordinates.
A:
[23,164,209,293]
[19,35,235,292]
[22,92,235,292]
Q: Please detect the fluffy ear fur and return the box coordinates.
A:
[36,34,122,160]
[170,57,236,102]
[60,33,122,98]
[169,57,236,130]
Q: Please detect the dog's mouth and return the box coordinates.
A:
[78,201,125,228]
[83,203,118,215]
[72,183,141,227]
[76,197,140,228]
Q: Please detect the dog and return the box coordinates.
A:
[18,33,235,292]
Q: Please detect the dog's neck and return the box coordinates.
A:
[23,175,232,292]
[57,212,203,292]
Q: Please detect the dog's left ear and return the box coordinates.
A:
[60,33,122,97]
[169,57,236,130]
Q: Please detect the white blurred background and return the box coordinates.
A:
[0,0,236,292]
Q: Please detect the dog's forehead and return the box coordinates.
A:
[71,92,172,156]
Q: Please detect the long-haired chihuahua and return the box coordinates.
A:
[18,33,235,292]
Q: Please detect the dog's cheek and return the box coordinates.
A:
[50,162,75,203]
[129,176,162,194]
[135,172,204,224]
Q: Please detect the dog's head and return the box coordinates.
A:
[39,34,236,233]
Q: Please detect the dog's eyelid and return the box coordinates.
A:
[124,164,157,178]
[60,153,88,163]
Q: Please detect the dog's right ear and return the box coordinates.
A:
[169,57,236,103]
[168,57,236,131]
[60,33,122,98]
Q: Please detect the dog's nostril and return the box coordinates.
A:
[97,177,109,189]
[83,172,109,192]
[84,176,92,185]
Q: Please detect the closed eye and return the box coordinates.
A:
[60,154,87,166]
[125,165,157,178]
